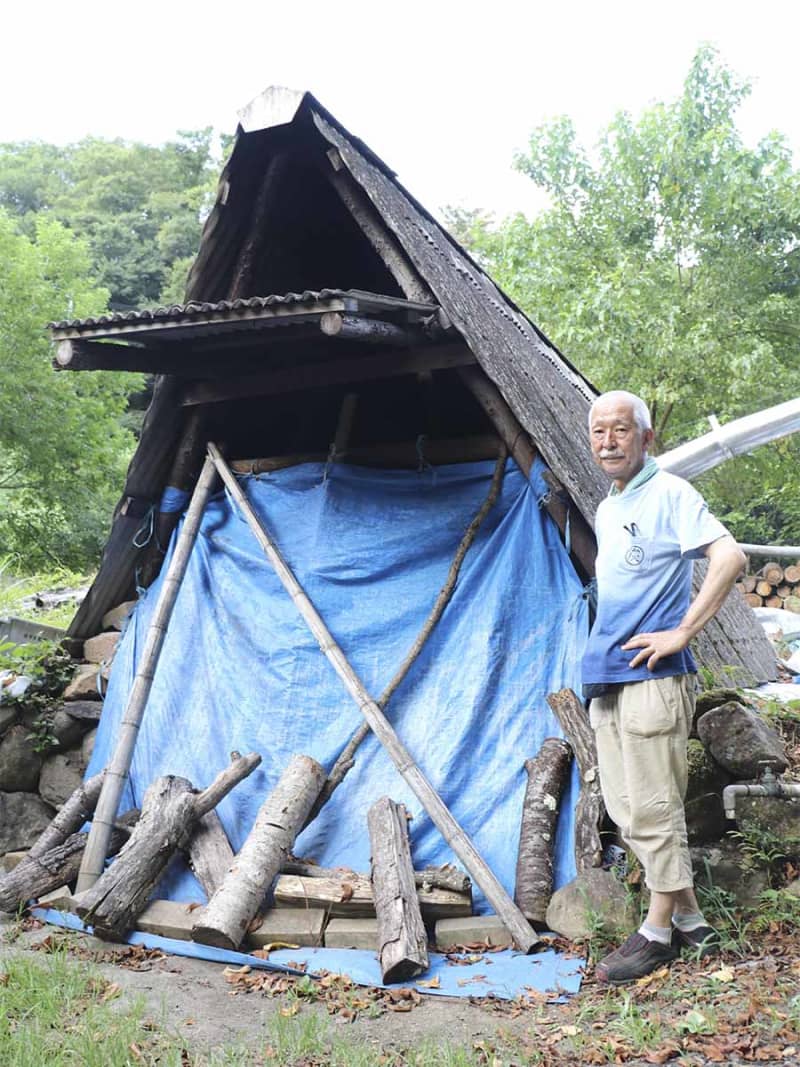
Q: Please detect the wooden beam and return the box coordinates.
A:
[459,366,596,578]
[231,434,503,473]
[320,312,420,345]
[325,149,434,304]
[227,152,291,299]
[181,342,475,407]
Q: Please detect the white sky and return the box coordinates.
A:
[3,0,798,220]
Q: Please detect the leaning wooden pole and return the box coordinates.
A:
[76,455,218,892]
[207,442,538,953]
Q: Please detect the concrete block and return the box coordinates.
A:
[324,917,379,950]
[434,915,511,951]
[135,899,202,941]
[246,907,326,949]
[2,850,29,873]
[37,885,74,911]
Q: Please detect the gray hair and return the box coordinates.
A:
[589,391,652,432]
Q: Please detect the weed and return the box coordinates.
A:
[728,825,800,886]
[611,991,664,1049]
[695,866,752,956]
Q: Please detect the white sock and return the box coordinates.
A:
[672,910,707,932]
[639,921,672,945]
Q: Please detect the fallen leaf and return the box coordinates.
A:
[250,949,270,960]
[101,982,121,1002]
[416,976,440,989]
[340,883,354,903]
[560,1025,579,1037]
[257,941,299,952]
[709,965,735,983]
[184,902,203,913]
[247,916,264,934]
[279,1004,299,1017]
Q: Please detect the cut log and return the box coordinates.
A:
[186,810,235,898]
[514,738,573,927]
[273,873,471,920]
[784,596,800,614]
[777,585,792,599]
[0,814,136,913]
[76,753,261,939]
[368,797,429,983]
[282,859,471,895]
[546,689,605,871]
[745,593,764,608]
[756,580,773,598]
[784,565,800,584]
[740,575,758,594]
[765,596,784,609]
[760,562,785,587]
[319,312,419,345]
[191,754,326,950]
[29,773,106,860]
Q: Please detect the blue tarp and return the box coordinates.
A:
[85,457,589,995]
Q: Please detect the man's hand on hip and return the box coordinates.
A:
[622,627,692,670]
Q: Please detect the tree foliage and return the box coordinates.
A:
[0,211,141,568]
[448,47,800,543]
[0,130,221,309]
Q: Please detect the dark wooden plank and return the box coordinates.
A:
[181,343,475,407]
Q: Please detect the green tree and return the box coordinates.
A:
[449,47,800,543]
[0,130,219,309]
[0,211,141,568]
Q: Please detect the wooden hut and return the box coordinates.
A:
[50,86,775,685]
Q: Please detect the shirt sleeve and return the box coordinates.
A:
[670,479,731,559]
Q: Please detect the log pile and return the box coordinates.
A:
[737,561,800,612]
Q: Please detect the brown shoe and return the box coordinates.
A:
[596,931,678,985]
[672,924,720,959]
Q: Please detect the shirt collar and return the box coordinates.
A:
[608,456,659,497]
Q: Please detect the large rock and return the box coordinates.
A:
[735,796,800,843]
[545,868,638,941]
[691,840,770,907]
[697,702,788,778]
[693,688,751,736]
[83,632,119,665]
[0,704,18,739]
[101,600,136,632]
[51,708,91,750]
[81,727,97,768]
[0,725,43,792]
[0,792,55,853]
[62,663,107,702]
[38,752,85,808]
[684,739,731,843]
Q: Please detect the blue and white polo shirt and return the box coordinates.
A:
[581,467,729,687]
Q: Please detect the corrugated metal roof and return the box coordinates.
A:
[49,289,439,342]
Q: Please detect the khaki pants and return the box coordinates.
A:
[589,675,695,893]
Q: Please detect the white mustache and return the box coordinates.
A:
[599,451,625,459]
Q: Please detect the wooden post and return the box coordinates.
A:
[514,738,572,926]
[76,455,218,893]
[77,753,261,939]
[207,442,538,953]
[191,754,326,950]
[319,312,417,345]
[368,797,429,983]
[546,689,605,871]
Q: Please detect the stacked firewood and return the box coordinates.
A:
[737,561,800,612]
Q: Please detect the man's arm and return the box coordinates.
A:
[622,535,747,671]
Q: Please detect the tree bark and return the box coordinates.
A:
[76,753,260,939]
[546,689,606,871]
[368,797,429,983]
[29,772,106,859]
[192,755,326,950]
[282,859,470,895]
[0,814,136,913]
[186,810,235,898]
[514,738,573,926]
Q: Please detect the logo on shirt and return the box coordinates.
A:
[625,544,645,567]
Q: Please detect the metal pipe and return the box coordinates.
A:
[723,767,800,820]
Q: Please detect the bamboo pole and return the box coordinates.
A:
[76,455,218,893]
[206,442,538,953]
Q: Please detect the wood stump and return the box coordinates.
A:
[192,754,326,950]
[368,796,429,983]
[546,688,606,871]
[514,737,572,926]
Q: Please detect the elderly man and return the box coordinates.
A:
[582,390,746,984]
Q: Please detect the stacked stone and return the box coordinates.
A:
[0,601,133,860]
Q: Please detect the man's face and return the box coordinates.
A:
[589,399,654,490]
